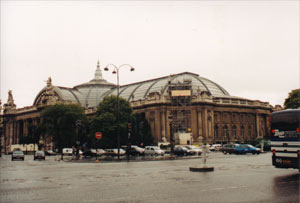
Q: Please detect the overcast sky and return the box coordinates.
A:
[1,1,299,108]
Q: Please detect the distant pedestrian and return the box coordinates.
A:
[72,146,75,160]
[76,147,80,160]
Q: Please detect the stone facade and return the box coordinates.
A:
[131,89,272,144]
[0,65,274,153]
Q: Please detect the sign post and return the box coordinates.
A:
[95,132,102,140]
[95,132,102,162]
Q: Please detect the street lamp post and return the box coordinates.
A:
[76,120,82,160]
[104,64,135,160]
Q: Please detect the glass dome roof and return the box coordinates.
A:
[105,72,230,102]
[34,63,230,108]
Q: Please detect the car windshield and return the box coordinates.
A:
[36,151,44,154]
[13,151,23,154]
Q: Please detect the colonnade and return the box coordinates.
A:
[3,116,39,153]
[141,106,270,144]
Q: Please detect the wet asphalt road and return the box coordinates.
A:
[0,152,299,203]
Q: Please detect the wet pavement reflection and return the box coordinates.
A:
[0,152,299,203]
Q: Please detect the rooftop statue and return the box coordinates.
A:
[40,77,58,105]
[3,90,16,111]
[47,77,52,88]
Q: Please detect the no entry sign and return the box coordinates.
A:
[95,132,102,139]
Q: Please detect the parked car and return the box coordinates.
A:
[174,146,190,156]
[105,149,126,157]
[11,150,24,161]
[144,146,165,156]
[82,149,97,157]
[235,144,261,154]
[222,144,239,154]
[96,149,106,156]
[122,145,145,156]
[210,144,222,151]
[131,145,145,155]
[45,150,56,156]
[159,144,171,154]
[183,145,202,155]
[34,150,45,160]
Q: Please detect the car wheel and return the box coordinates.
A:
[223,151,227,154]
[22,158,24,161]
[11,158,14,161]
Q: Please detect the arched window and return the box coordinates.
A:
[232,125,237,139]
[241,125,245,139]
[223,125,229,141]
[214,125,219,138]
[248,126,251,139]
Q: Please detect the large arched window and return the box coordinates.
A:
[232,125,237,139]
[223,125,229,141]
[214,125,219,138]
[241,125,245,139]
[248,126,252,139]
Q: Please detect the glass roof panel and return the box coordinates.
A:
[132,81,155,100]
[57,89,78,103]
[119,84,140,100]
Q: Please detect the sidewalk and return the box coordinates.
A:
[65,155,202,163]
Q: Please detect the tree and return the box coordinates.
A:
[19,122,42,151]
[40,104,88,152]
[131,113,153,146]
[90,96,133,149]
[284,89,300,109]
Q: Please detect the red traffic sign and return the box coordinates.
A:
[95,132,102,139]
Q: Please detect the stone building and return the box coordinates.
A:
[0,62,272,153]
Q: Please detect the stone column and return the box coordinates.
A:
[9,121,13,149]
[12,121,16,144]
[15,121,20,144]
[197,109,203,139]
[257,113,261,138]
[154,110,161,143]
[23,119,27,137]
[166,110,172,141]
[207,110,212,139]
[160,110,166,142]
[191,109,198,142]
[202,109,207,141]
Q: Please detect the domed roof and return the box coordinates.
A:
[34,64,230,108]
[74,61,116,88]
[34,62,116,107]
[104,72,230,102]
